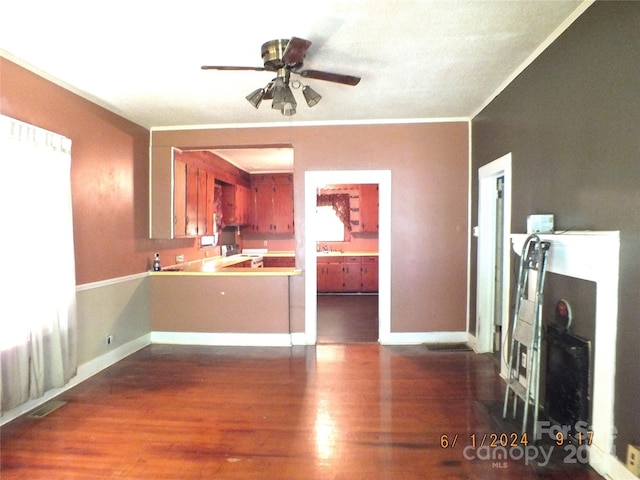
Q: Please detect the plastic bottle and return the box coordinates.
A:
[153,253,161,271]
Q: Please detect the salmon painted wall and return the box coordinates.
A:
[0,57,204,285]
[152,122,469,333]
[2,55,469,335]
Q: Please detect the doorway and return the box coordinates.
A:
[314,183,379,343]
[304,170,391,346]
[476,153,511,376]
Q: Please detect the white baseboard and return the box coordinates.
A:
[150,331,292,347]
[0,333,150,426]
[290,332,307,346]
[379,331,471,345]
[590,442,637,480]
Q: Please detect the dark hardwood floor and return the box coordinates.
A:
[0,344,603,479]
[317,294,378,343]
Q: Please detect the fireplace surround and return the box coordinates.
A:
[511,231,620,477]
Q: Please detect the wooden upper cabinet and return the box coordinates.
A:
[222,183,251,226]
[359,184,379,233]
[185,164,199,237]
[204,172,216,235]
[272,177,294,233]
[252,181,274,232]
[250,173,294,234]
[177,165,217,237]
[197,170,209,236]
[173,159,187,237]
[162,149,254,239]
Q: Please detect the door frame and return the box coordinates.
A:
[475,153,512,369]
[304,170,391,345]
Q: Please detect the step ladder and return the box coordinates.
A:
[503,234,550,441]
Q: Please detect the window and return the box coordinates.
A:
[315,205,345,242]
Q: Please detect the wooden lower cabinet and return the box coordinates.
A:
[317,255,378,293]
[361,256,379,293]
[263,256,295,268]
[317,257,344,293]
[342,257,362,293]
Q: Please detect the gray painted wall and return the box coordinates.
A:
[76,277,150,366]
[471,2,640,459]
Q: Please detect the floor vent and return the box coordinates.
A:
[423,343,472,352]
[28,400,67,418]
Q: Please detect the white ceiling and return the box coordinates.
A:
[1,1,590,171]
[1,0,591,128]
[208,147,294,174]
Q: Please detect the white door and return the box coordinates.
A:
[476,153,512,378]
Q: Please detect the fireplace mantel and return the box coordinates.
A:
[511,231,620,477]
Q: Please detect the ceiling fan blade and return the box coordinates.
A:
[295,69,361,86]
[201,66,266,72]
[282,37,312,66]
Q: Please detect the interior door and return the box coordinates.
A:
[493,176,505,352]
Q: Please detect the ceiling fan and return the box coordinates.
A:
[201,37,361,116]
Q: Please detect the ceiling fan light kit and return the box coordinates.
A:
[271,76,297,116]
[302,85,322,108]
[202,37,360,116]
[245,88,266,109]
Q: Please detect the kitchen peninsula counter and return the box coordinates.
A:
[152,255,301,276]
[150,253,300,341]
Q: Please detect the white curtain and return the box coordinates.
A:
[0,115,77,414]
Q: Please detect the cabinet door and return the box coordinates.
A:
[226,184,251,226]
[326,263,344,292]
[205,172,216,235]
[237,184,251,225]
[342,257,362,292]
[263,256,295,268]
[221,183,237,225]
[272,179,294,233]
[359,184,379,233]
[317,257,343,293]
[361,256,379,293]
[250,173,294,234]
[173,159,187,237]
[197,170,209,236]
[252,182,273,232]
[185,164,199,237]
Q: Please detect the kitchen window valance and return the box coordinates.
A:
[317,193,352,231]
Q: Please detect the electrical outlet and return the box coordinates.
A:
[175,254,185,263]
[263,240,268,247]
[627,444,640,476]
[106,335,113,345]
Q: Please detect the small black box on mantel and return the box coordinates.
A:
[526,214,554,234]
